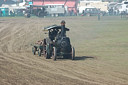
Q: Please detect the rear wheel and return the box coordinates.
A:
[52,47,57,61]
[32,47,36,55]
[43,45,46,57]
[44,45,50,59]
[71,47,75,60]
[38,49,41,56]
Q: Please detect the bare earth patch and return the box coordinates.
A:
[0,16,128,85]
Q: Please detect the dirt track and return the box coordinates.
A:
[0,17,128,85]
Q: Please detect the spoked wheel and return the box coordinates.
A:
[44,45,50,59]
[32,47,36,55]
[52,47,57,61]
[38,49,41,56]
[43,45,46,57]
[71,47,75,60]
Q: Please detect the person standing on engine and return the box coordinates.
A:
[60,20,69,37]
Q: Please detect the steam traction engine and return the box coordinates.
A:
[43,21,75,61]
[32,20,75,61]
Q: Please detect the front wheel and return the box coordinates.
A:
[52,47,57,61]
[71,47,75,60]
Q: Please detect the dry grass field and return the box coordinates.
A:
[0,16,128,85]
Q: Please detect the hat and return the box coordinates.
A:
[61,20,66,24]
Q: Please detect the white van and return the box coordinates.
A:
[119,1,128,14]
[78,6,95,14]
[45,4,65,16]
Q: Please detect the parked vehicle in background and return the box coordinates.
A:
[122,1,128,4]
[78,6,88,14]
[119,4,128,14]
[118,1,128,14]
[84,7,106,16]
[25,4,65,17]
[107,2,117,15]
[45,4,65,17]
[113,3,122,15]
[25,5,47,18]
[0,7,9,16]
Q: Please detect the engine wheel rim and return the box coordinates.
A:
[52,47,57,61]
[71,47,75,60]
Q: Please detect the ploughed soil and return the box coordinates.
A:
[0,17,128,85]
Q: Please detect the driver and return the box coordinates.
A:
[60,20,69,37]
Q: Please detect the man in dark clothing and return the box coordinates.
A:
[60,20,69,37]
